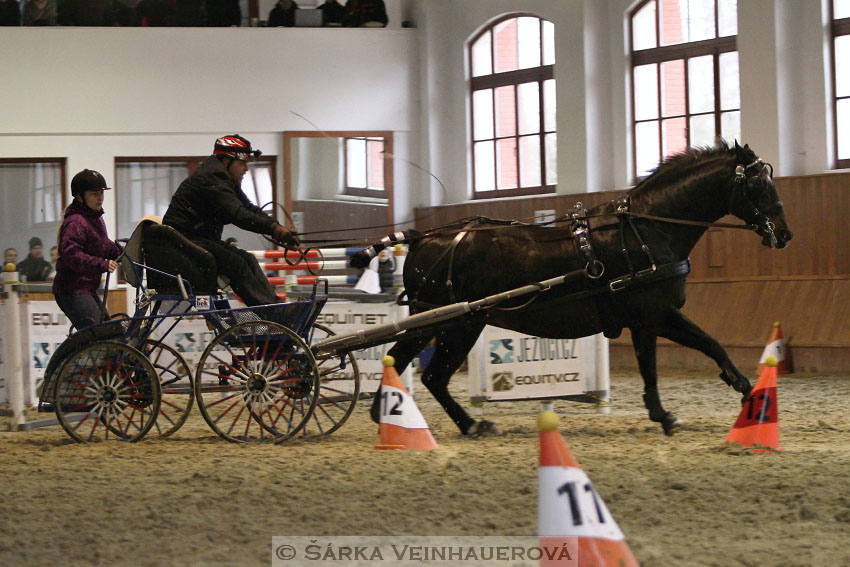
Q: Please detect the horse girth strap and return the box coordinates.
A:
[406,259,691,316]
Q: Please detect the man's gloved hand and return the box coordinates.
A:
[272,224,300,249]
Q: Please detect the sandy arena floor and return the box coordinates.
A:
[1,369,849,567]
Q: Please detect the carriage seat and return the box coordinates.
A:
[142,223,220,294]
[122,215,220,295]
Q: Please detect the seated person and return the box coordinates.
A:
[267,0,297,27]
[3,247,17,267]
[17,237,52,282]
[342,0,387,27]
[162,134,297,306]
[317,0,344,26]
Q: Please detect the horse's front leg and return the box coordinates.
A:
[631,327,684,435]
[369,333,433,424]
[659,310,753,400]
[421,322,495,436]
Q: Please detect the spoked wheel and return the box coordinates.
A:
[194,321,320,443]
[302,323,361,436]
[142,340,194,438]
[54,341,161,443]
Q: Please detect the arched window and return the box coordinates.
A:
[468,14,556,198]
[629,0,739,179]
[832,0,850,168]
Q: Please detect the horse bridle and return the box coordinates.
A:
[729,158,782,246]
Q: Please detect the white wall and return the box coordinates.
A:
[0,26,420,239]
[0,0,839,232]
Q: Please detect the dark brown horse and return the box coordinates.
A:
[352,142,792,436]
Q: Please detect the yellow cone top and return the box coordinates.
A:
[4,262,15,272]
[382,355,395,367]
[765,355,778,367]
[538,410,560,431]
[774,321,781,328]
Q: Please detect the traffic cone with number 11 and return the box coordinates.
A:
[374,356,438,451]
[538,410,639,566]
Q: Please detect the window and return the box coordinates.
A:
[115,157,277,243]
[832,0,850,168]
[0,159,66,268]
[629,0,739,179]
[469,14,556,198]
[345,136,386,197]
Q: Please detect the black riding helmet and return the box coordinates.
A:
[71,169,112,197]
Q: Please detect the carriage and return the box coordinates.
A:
[38,218,362,443]
[39,141,793,443]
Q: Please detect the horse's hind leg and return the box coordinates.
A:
[421,321,491,436]
[659,310,753,399]
[369,333,434,423]
[631,327,684,436]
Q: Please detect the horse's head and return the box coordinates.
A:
[729,142,793,249]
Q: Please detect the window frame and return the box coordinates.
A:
[831,1,850,169]
[114,155,278,210]
[468,13,556,199]
[344,135,388,198]
[628,0,738,181]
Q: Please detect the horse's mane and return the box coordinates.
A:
[631,140,734,194]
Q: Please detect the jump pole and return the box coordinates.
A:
[1,270,26,430]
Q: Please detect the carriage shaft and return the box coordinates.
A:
[312,271,584,357]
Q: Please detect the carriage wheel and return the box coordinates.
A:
[53,341,161,443]
[142,340,194,438]
[194,321,320,443]
[301,323,361,436]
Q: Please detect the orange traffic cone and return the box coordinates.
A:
[538,410,640,567]
[726,355,782,451]
[375,355,438,451]
[756,322,792,374]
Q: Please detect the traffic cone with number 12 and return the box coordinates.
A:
[374,356,438,451]
[538,410,639,566]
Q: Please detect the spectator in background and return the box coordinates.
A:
[112,0,136,25]
[17,237,52,282]
[135,0,175,25]
[267,0,296,27]
[206,0,239,26]
[3,247,17,267]
[317,0,343,26]
[58,0,116,25]
[173,0,203,26]
[23,0,57,25]
[53,169,121,331]
[47,245,59,280]
[0,0,20,25]
[342,0,386,27]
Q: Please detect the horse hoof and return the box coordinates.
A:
[661,413,684,436]
[369,396,381,424]
[467,420,501,438]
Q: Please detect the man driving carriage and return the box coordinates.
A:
[162,134,297,306]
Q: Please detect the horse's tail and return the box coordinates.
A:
[350,230,420,269]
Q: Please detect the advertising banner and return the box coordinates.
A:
[469,327,604,403]
[314,301,412,394]
[23,300,72,406]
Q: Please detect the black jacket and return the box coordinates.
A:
[163,156,277,241]
[18,254,52,282]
